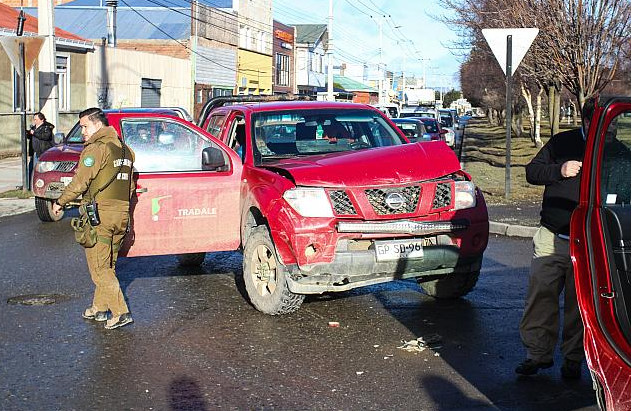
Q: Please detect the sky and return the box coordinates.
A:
[272,0,464,90]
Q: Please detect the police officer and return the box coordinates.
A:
[52,108,135,330]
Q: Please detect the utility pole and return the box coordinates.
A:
[370,15,386,104]
[38,0,58,129]
[401,52,405,106]
[106,0,118,47]
[326,0,334,101]
[17,11,28,192]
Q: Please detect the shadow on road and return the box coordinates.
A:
[168,375,209,411]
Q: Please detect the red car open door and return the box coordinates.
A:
[111,114,243,257]
[570,96,630,411]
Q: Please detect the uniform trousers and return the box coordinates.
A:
[85,209,129,317]
[519,226,584,363]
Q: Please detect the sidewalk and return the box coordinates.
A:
[0,156,35,217]
[0,156,540,237]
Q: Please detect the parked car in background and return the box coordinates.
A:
[372,103,400,119]
[400,106,437,119]
[570,96,631,411]
[34,107,192,222]
[438,113,456,148]
[392,118,446,142]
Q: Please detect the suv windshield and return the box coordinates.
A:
[252,109,405,163]
[65,123,84,144]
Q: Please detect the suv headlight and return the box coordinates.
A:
[36,161,56,173]
[283,187,334,218]
[454,181,476,210]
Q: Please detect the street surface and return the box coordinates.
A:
[1,210,597,411]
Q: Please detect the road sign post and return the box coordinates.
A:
[482,28,538,200]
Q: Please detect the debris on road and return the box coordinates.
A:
[356,371,364,375]
[328,321,340,327]
[398,334,443,353]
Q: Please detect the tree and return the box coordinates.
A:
[443,89,462,108]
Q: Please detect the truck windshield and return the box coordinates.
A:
[251,109,406,163]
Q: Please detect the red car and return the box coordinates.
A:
[39,97,489,315]
[570,96,630,411]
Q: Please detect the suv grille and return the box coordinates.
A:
[329,190,357,215]
[432,182,452,209]
[54,161,77,173]
[365,186,421,215]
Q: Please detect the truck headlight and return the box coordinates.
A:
[454,181,476,210]
[36,161,56,173]
[283,187,334,218]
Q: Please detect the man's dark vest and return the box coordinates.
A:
[90,141,134,201]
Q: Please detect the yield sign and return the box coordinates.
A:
[0,35,46,77]
[482,28,539,75]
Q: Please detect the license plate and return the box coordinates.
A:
[60,176,73,186]
[375,238,435,262]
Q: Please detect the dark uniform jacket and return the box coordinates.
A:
[32,121,55,156]
[526,128,585,235]
[58,126,135,211]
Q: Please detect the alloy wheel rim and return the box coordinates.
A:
[251,244,277,297]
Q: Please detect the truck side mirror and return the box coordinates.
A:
[202,146,229,171]
[54,132,65,145]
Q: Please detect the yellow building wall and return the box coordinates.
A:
[237,50,272,95]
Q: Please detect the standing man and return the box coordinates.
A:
[515,100,594,379]
[52,108,135,330]
[28,112,55,188]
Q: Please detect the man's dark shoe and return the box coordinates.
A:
[561,359,582,380]
[105,313,133,330]
[515,358,554,375]
[82,307,108,322]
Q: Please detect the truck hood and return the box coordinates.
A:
[263,142,460,187]
[39,144,83,162]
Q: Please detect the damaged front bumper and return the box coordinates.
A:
[285,236,483,294]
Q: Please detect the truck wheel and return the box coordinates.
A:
[243,226,305,315]
[176,252,206,267]
[35,197,63,222]
[419,271,480,299]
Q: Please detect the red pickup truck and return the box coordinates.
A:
[33,97,489,315]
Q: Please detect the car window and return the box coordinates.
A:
[439,116,453,128]
[421,119,439,133]
[206,114,225,139]
[66,123,83,144]
[396,123,419,138]
[251,109,405,164]
[600,112,631,206]
[121,119,213,173]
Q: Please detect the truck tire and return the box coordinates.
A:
[419,271,480,299]
[35,197,63,222]
[243,226,304,315]
[176,252,206,267]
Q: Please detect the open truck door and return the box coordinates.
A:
[570,96,630,411]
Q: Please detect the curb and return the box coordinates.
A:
[490,221,538,238]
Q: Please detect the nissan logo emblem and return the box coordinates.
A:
[385,192,405,210]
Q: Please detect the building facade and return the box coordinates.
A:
[271,20,294,95]
[0,2,93,153]
[234,0,272,95]
[292,24,327,97]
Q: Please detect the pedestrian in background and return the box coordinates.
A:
[515,100,595,379]
[52,108,136,330]
[28,112,55,188]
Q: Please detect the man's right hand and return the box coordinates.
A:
[52,202,63,215]
[561,160,582,178]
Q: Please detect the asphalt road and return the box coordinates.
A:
[0,211,598,411]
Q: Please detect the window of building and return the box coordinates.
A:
[12,67,35,112]
[239,26,247,48]
[56,54,70,110]
[275,53,290,87]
